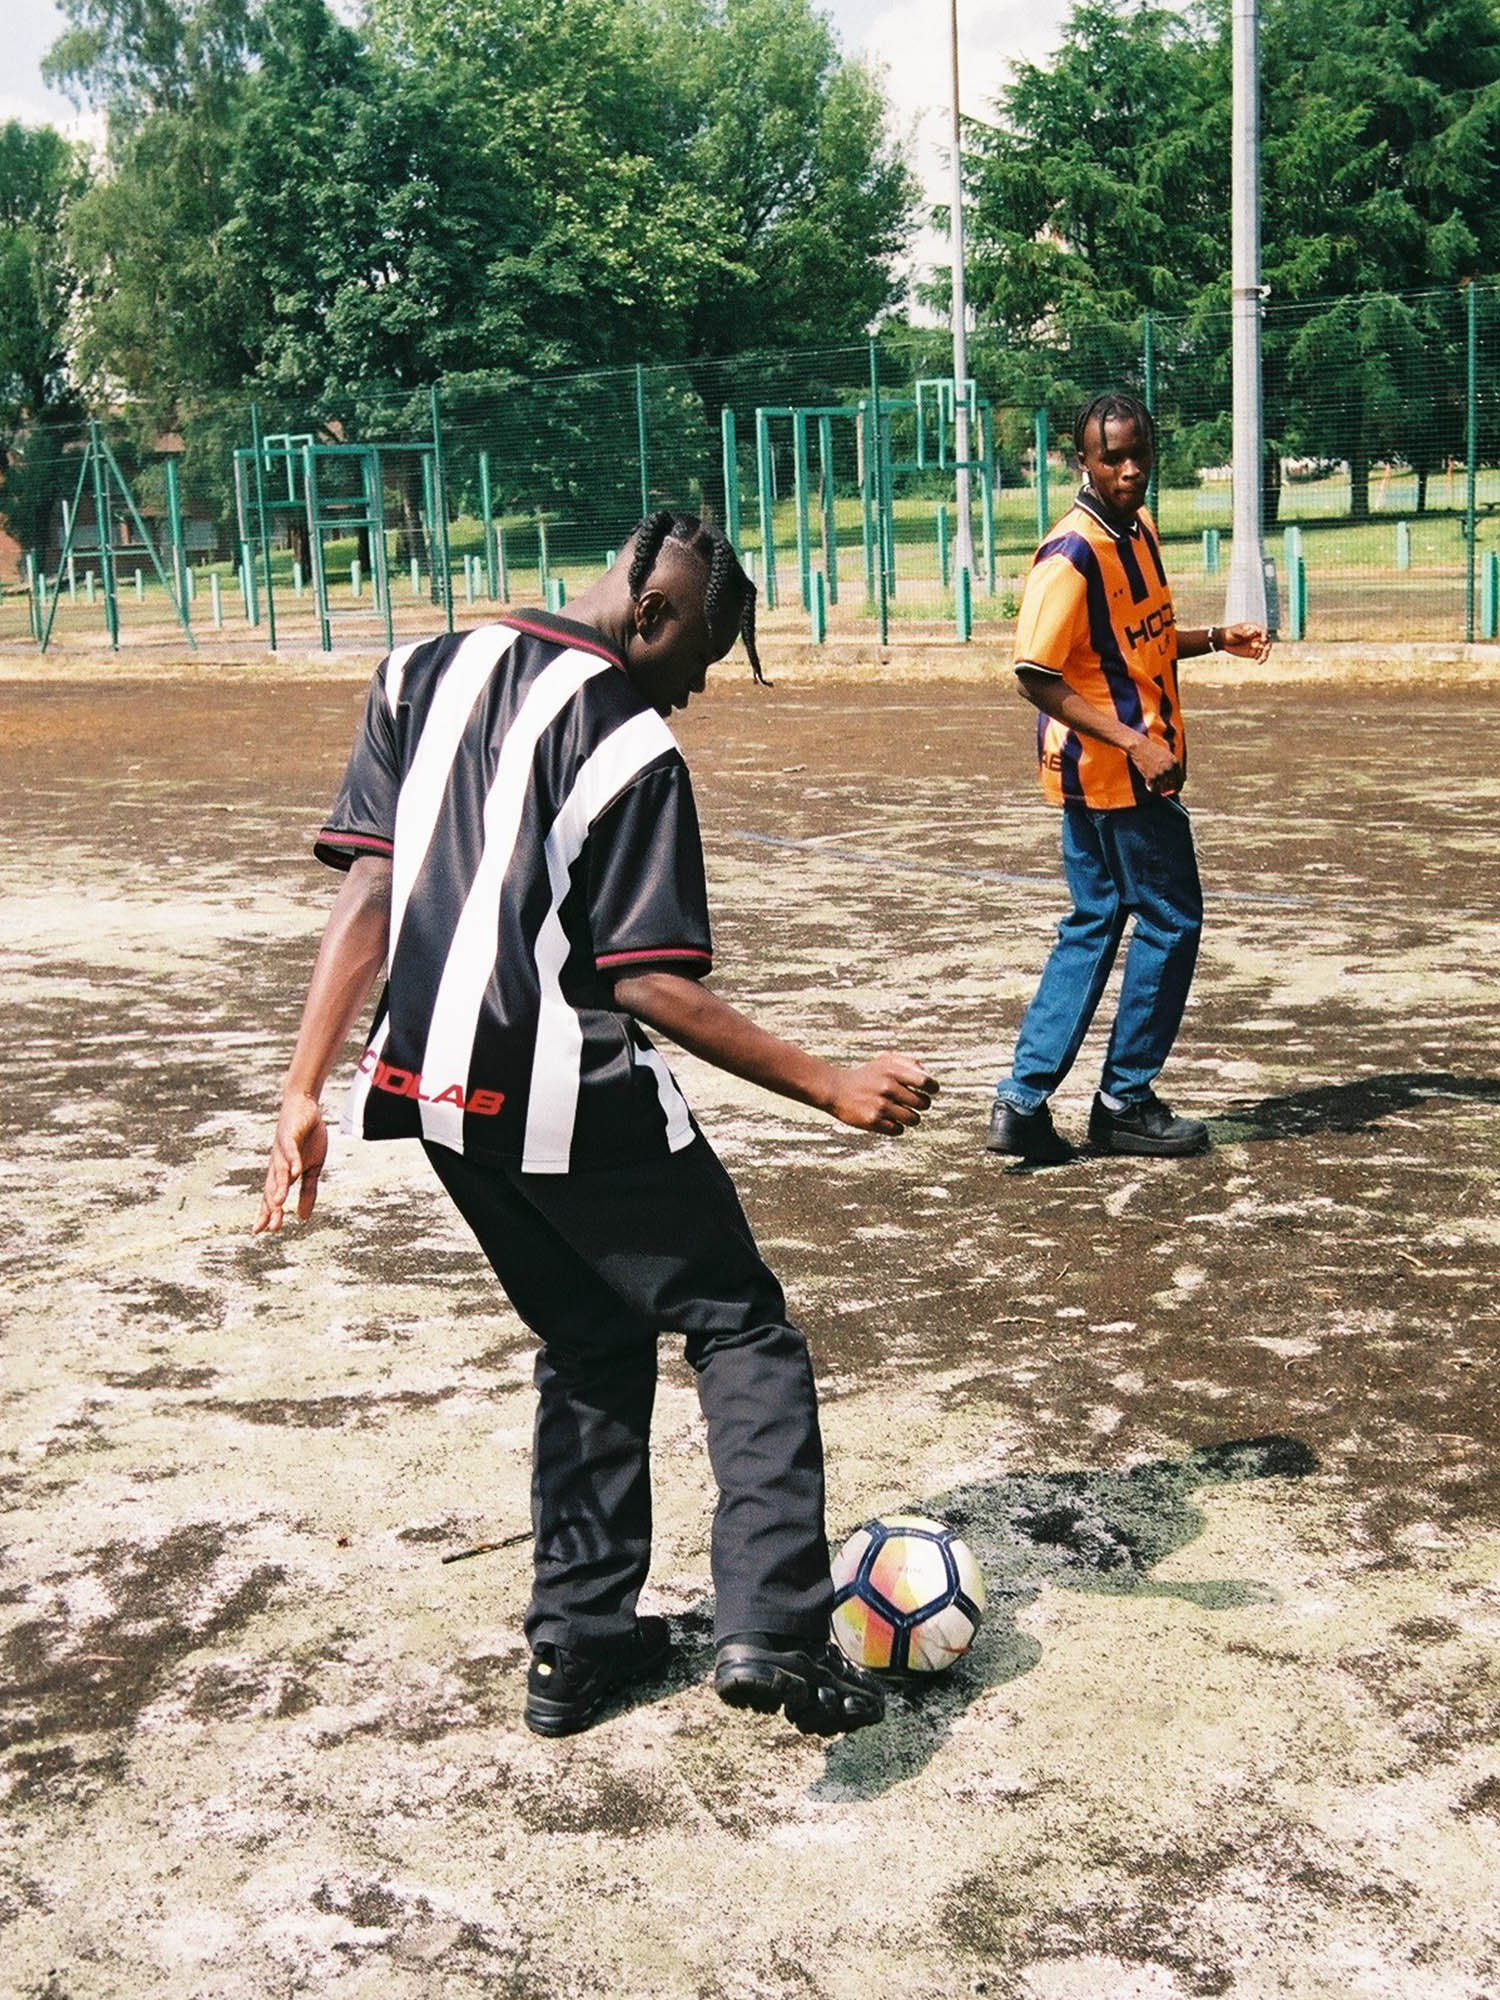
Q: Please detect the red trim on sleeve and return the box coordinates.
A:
[317,828,394,856]
[595,946,712,972]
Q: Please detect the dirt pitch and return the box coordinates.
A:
[2,640,1499,2000]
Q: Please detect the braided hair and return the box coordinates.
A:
[1073,391,1156,466]
[626,510,768,686]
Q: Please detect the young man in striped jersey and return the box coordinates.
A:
[256,512,937,1738]
[987,394,1271,1165]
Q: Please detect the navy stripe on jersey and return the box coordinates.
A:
[1138,516,1169,589]
[319,615,712,1172]
[1115,531,1150,605]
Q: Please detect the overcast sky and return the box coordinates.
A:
[2,0,1078,284]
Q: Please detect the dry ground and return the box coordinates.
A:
[2,637,1498,1999]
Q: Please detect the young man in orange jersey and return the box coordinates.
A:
[987,394,1271,1164]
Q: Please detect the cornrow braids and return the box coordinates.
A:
[626,510,769,686]
[1073,391,1157,465]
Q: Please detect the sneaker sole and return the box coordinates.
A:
[714,1652,884,1736]
[1089,1129,1210,1157]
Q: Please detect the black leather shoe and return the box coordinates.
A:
[524,1616,672,1737]
[985,1099,1075,1163]
[1088,1090,1209,1157]
[714,1632,885,1735]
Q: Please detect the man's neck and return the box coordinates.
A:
[1076,483,1141,535]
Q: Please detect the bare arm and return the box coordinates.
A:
[1017,667,1184,795]
[254,855,392,1234]
[613,971,937,1136]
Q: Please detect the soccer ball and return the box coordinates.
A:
[830,1513,986,1675]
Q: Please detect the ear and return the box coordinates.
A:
[633,586,669,640]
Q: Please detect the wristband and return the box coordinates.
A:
[1208,625,1222,653]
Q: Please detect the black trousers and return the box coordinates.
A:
[424,1134,833,1650]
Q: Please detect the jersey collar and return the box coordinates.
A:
[1074,484,1144,540]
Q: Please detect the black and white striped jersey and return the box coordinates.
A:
[314,612,713,1173]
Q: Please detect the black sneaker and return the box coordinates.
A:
[1088,1090,1209,1157]
[985,1099,1076,1163]
[524,1615,672,1737]
[714,1632,885,1736]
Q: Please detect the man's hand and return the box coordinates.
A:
[827,1055,939,1135]
[255,1090,328,1234]
[1127,733,1184,795]
[613,970,940,1136]
[1220,621,1272,663]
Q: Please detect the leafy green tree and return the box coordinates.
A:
[959,0,1500,516]
[0,121,89,557]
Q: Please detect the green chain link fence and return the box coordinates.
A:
[9,282,1500,653]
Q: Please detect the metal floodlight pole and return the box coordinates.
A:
[1225,0,1268,627]
[949,0,976,583]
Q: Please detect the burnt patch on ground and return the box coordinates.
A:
[0,1525,285,1751]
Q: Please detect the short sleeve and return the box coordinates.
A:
[586,757,713,979]
[1014,549,1090,678]
[314,658,402,871]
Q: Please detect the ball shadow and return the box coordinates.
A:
[812,1433,1317,1801]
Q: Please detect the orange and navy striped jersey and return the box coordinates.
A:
[1014,490,1184,811]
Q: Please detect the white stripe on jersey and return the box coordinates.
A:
[341,1008,390,1136]
[523,707,679,1172]
[382,639,422,714]
[417,648,614,1152]
[389,625,520,970]
[634,1044,695,1153]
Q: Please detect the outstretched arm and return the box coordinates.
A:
[613,971,937,1136]
[254,855,393,1234]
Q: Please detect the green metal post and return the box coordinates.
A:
[1203,527,1220,573]
[304,444,331,652]
[955,565,972,642]
[366,446,393,650]
[721,408,741,550]
[755,409,777,610]
[936,505,950,588]
[635,362,650,519]
[249,402,278,651]
[96,431,194,646]
[1466,280,1479,644]
[1288,557,1307,640]
[980,465,996,595]
[164,455,188,613]
[537,514,549,596]
[859,401,876,605]
[1395,521,1411,571]
[869,339,889,641]
[26,552,40,641]
[37,450,93,652]
[1142,310,1158,519]
[497,525,510,602]
[793,410,812,611]
[1282,523,1301,581]
[1034,408,1050,541]
[88,421,120,649]
[479,449,497,599]
[430,383,454,633]
[1483,551,1499,640]
[818,414,837,605]
[810,568,827,643]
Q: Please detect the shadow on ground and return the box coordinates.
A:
[812,1434,1318,1799]
[1210,1070,1500,1142]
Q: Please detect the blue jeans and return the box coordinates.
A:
[998,797,1202,1112]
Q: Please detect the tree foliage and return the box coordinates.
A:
[0,121,89,553]
[959,0,1500,513]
